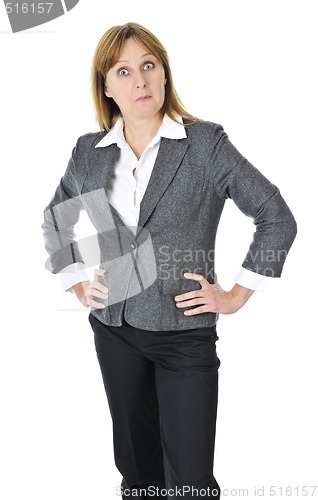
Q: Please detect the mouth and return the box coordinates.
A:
[136,95,151,102]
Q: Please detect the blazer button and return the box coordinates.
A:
[130,242,136,249]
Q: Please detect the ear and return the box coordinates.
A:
[104,83,112,98]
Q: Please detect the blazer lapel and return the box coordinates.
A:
[85,143,134,235]
[137,137,189,234]
[85,136,190,239]
[85,142,120,193]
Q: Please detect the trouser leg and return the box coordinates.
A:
[136,325,221,499]
[89,313,167,499]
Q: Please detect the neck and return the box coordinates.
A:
[122,115,162,159]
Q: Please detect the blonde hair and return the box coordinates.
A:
[91,22,199,131]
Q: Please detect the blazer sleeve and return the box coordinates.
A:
[211,124,297,277]
[41,137,86,274]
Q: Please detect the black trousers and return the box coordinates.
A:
[89,313,221,499]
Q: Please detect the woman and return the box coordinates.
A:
[42,22,297,499]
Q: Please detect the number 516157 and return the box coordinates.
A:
[5,3,53,14]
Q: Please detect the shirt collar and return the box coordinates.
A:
[94,114,186,149]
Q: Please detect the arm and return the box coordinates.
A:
[211,124,297,278]
[42,139,85,274]
[42,140,107,308]
[174,124,297,316]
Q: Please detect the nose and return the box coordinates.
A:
[135,70,147,88]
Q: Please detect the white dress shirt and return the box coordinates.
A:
[60,114,268,292]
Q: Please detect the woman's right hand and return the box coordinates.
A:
[72,269,108,309]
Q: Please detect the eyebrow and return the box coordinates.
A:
[115,53,154,64]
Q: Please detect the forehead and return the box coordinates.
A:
[115,38,153,61]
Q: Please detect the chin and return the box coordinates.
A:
[136,105,163,119]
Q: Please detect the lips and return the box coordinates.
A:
[136,95,151,101]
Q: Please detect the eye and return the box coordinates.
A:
[143,62,154,71]
[118,68,129,76]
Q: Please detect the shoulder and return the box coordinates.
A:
[74,130,108,151]
[185,119,225,140]
[183,119,226,152]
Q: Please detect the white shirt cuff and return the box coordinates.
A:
[59,262,90,292]
[235,267,269,291]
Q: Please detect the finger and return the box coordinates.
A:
[86,286,108,309]
[91,281,108,294]
[174,290,202,302]
[183,305,209,316]
[94,268,106,277]
[88,297,107,309]
[183,272,209,289]
[175,297,206,309]
[88,287,108,300]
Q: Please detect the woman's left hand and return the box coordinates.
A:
[174,273,254,316]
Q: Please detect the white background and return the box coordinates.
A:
[0,0,317,498]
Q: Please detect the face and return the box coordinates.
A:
[104,38,167,122]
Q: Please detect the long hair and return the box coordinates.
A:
[91,22,199,131]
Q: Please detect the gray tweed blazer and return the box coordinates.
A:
[42,120,297,331]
